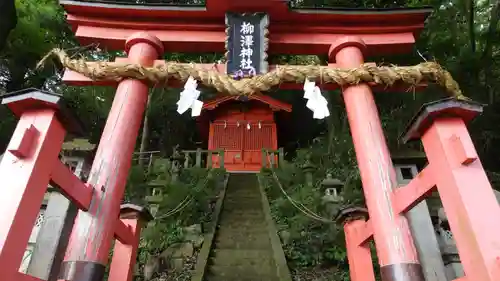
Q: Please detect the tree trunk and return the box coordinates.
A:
[0,0,17,51]
[138,93,152,166]
[468,0,476,53]
[325,91,337,156]
[480,0,500,103]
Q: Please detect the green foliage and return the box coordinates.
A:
[260,137,362,278]
[260,134,387,281]
[1,0,73,91]
[0,0,16,51]
[124,158,226,264]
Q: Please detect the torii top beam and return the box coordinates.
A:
[59,0,432,57]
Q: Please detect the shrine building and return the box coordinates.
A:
[199,94,291,172]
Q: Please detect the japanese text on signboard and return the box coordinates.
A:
[225,13,269,78]
[240,21,255,75]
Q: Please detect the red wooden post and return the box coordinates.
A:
[402,99,500,281]
[337,207,375,281]
[0,89,82,280]
[108,204,153,281]
[60,32,163,281]
[329,37,423,281]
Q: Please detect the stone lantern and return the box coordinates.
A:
[436,208,464,280]
[171,145,184,182]
[320,174,345,220]
[301,153,316,187]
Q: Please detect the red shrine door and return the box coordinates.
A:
[210,120,276,172]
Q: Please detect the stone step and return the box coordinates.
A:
[224,191,258,196]
[221,202,262,210]
[220,212,262,218]
[215,234,271,249]
[211,249,274,261]
[221,205,262,211]
[203,174,279,281]
[219,210,266,223]
[226,188,257,192]
[217,218,266,226]
[225,186,258,192]
[216,221,267,231]
[220,208,264,214]
[215,226,270,237]
[225,186,258,193]
[218,217,266,224]
[225,186,257,192]
[223,196,261,202]
[207,264,276,278]
[204,272,277,281]
[215,231,268,238]
[209,254,274,267]
[225,188,258,192]
[216,224,268,234]
[222,199,262,205]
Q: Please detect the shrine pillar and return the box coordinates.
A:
[406,99,500,281]
[329,37,423,281]
[60,32,163,281]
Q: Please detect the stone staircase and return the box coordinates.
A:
[203,174,280,281]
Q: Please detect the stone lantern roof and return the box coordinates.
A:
[61,138,96,159]
[390,147,427,167]
[62,138,96,152]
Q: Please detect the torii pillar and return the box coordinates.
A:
[329,37,423,281]
[59,33,163,281]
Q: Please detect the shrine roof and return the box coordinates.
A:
[60,0,431,24]
[203,94,292,112]
[59,0,432,55]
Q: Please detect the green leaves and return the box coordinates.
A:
[125,161,225,255]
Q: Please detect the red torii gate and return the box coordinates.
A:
[0,1,500,281]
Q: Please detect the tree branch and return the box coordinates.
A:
[468,0,476,52]
[481,0,500,61]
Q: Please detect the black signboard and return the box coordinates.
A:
[225,12,269,78]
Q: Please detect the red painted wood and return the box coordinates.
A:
[59,0,430,55]
[7,125,37,159]
[203,94,292,112]
[392,166,435,214]
[114,219,135,245]
[50,160,93,211]
[73,25,416,55]
[0,109,66,280]
[210,122,244,170]
[421,117,500,281]
[333,36,420,271]
[59,0,432,23]
[66,13,425,35]
[108,218,142,281]
[62,33,163,270]
[344,220,376,281]
[207,101,280,171]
